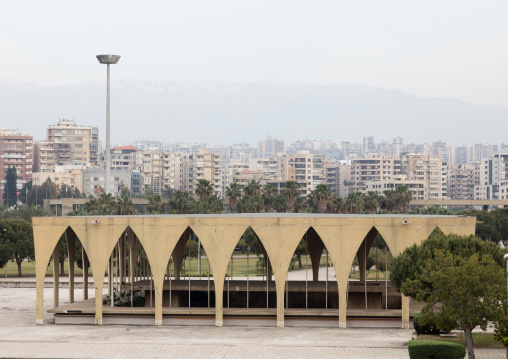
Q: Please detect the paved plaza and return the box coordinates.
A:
[0,287,504,358]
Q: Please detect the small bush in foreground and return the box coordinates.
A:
[408,340,465,359]
[413,313,441,335]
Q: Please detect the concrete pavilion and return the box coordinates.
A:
[33,214,475,328]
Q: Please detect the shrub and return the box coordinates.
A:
[408,340,465,359]
[413,313,441,335]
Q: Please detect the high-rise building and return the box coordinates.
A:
[277,152,325,196]
[181,151,222,197]
[37,120,98,172]
[258,136,285,159]
[448,163,481,200]
[392,137,404,155]
[0,129,33,200]
[469,143,494,162]
[363,135,375,155]
[454,146,469,166]
[402,154,443,199]
[351,154,400,192]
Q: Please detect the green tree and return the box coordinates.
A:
[0,218,34,277]
[225,183,242,213]
[389,233,503,290]
[244,180,262,197]
[147,194,164,214]
[3,166,17,207]
[310,183,332,213]
[344,192,364,214]
[116,196,137,215]
[261,184,276,212]
[207,194,224,214]
[195,179,213,202]
[401,250,506,359]
[283,181,300,213]
[363,191,379,213]
[169,190,193,214]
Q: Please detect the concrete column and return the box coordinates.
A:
[95,281,104,325]
[154,276,163,326]
[67,230,76,304]
[83,249,89,300]
[276,281,285,327]
[53,241,60,309]
[215,280,224,327]
[307,231,325,282]
[338,281,348,328]
[401,294,410,329]
[120,233,126,284]
[172,231,187,280]
[36,258,47,324]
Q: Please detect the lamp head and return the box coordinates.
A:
[96,54,121,64]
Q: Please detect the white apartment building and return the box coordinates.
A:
[351,154,400,192]
[402,154,443,199]
[258,136,285,159]
[277,152,325,196]
[37,120,98,172]
[181,151,221,198]
[364,175,426,200]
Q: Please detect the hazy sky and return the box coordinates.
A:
[0,1,507,106]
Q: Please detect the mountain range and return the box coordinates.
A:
[0,80,506,146]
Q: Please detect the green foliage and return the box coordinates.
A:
[407,340,465,359]
[401,249,506,358]
[390,233,504,290]
[0,218,34,276]
[413,313,441,335]
[195,179,213,202]
[3,167,17,207]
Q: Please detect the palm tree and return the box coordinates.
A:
[147,194,164,214]
[283,181,300,213]
[363,191,379,213]
[244,180,262,197]
[117,196,136,215]
[207,194,224,214]
[225,183,242,213]
[393,185,412,213]
[310,183,332,213]
[294,196,307,213]
[195,179,213,202]
[344,192,364,214]
[170,190,193,214]
[261,184,276,212]
[328,196,344,214]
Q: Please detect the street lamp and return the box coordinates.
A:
[504,253,508,359]
[96,54,121,194]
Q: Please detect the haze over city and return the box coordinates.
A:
[1,1,507,145]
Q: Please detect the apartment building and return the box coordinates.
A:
[278,152,325,196]
[364,175,426,200]
[32,165,85,192]
[258,136,285,159]
[110,146,141,171]
[37,120,98,172]
[81,167,137,197]
[324,161,352,198]
[181,151,221,197]
[351,154,400,192]
[402,154,443,199]
[448,163,481,200]
[140,151,184,195]
[0,129,33,199]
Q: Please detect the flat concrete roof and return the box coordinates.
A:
[73,213,469,218]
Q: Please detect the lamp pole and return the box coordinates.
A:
[504,253,508,359]
[96,54,121,194]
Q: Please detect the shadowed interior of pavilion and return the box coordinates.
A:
[48,224,425,326]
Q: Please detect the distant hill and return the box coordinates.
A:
[0,80,506,146]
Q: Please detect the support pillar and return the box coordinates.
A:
[119,232,125,284]
[36,257,47,325]
[215,280,224,327]
[67,230,76,304]
[53,241,60,309]
[276,281,285,327]
[307,231,325,282]
[83,249,89,300]
[154,276,163,326]
[95,280,104,325]
[401,294,410,329]
[338,276,348,328]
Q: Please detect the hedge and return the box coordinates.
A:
[408,340,466,359]
[413,313,440,335]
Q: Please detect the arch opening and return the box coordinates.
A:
[347,227,397,311]
[223,227,276,312]
[284,227,337,311]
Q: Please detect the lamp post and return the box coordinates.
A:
[504,253,508,359]
[96,54,121,194]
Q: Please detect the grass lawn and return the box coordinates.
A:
[349,270,390,281]
[417,333,504,349]
[2,260,91,278]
